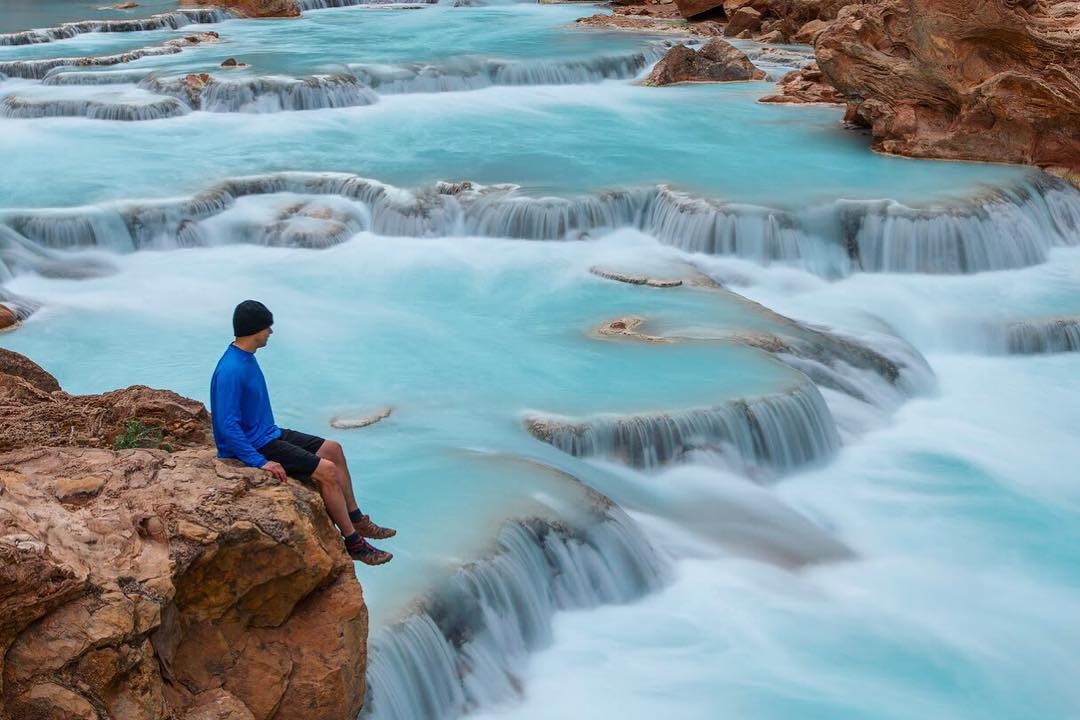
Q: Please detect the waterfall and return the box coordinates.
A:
[1004,317,1080,354]
[350,45,671,94]
[362,513,666,720]
[42,70,154,86]
[0,46,181,82]
[0,33,215,80]
[2,172,1077,279]
[140,74,379,113]
[0,9,230,47]
[0,95,189,121]
[647,178,1080,275]
[732,325,934,409]
[524,380,840,472]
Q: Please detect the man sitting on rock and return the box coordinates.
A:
[211,300,394,566]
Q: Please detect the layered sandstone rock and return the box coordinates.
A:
[180,0,301,18]
[648,38,766,84]
[759,62,843,104]
[816,0,1080,170]
[0,352,366,720]
[0,306,15,332]
[610,0,684,18]
[673,0,865,41]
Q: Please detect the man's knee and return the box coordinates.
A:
[320,440,344,461]
[312,458,338,486]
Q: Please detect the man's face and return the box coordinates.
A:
[255,326,273,348]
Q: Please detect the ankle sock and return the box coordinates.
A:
[348,508,365,523]
[344,532,363,548]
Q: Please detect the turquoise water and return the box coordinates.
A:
[0,0,180,34]
[1,234,806,621]
[0,5,1028,207]
[2,2,1079,719]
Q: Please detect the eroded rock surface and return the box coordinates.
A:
[0,352,367,720]
[759,62,843,104]
[648,38,766,84]
[816,0,1080,171]
[180,0,301,18]
[0,306,16,332]
[672,0,865,41]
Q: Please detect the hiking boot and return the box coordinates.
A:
[346,537,393,566]
[353,514,397,540]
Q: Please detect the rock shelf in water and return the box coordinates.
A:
[3,171,1077,279]
[524,379,840,471]
[0,32,221,80]
[331,406,393,429]
[0,350,367,720]
[0,9,229,46]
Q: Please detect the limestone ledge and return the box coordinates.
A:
[0,350,366,720]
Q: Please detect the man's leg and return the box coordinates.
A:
[317,439,396,540]
[311,458,355,536]
[317,440,359,514]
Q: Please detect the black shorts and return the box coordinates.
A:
[258,428,325,482]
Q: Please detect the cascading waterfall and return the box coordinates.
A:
[0,94,188,121]
[0,34,215,81]
[524,380,840,472]
[1004,317,1080,354]
[0,9,230,46]
[730,321,936,408]
[648,179,1080,275]
[42,70,155,86]
[4,171,1077,278]
[140,74,380,112]
[362,512,666,720]
[350,45,671,94]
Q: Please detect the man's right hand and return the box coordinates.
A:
[262,461,287,482]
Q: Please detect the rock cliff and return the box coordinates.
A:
[179,0,301,18]
[816,0,1080,172]
[0,350,366,720]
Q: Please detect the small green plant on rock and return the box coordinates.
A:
[114,419,170,451]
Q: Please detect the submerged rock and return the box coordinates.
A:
[817,0,1080,172]
[589,266,683,287]
[330,407,392,430]
[647,38,766,85]
[0,351,367,720]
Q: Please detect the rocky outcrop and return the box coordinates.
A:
[180,0,301,18]
[672,0,865,41]
[0,351,367,720]
[647,38,766,85]
[759,62,843,104]
[0,306,16,332]
[610,0,684,18]
[816,0,1080,171]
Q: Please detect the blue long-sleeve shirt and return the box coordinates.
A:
[210,344,281,467]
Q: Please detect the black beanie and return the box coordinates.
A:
[233,300,273,337]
